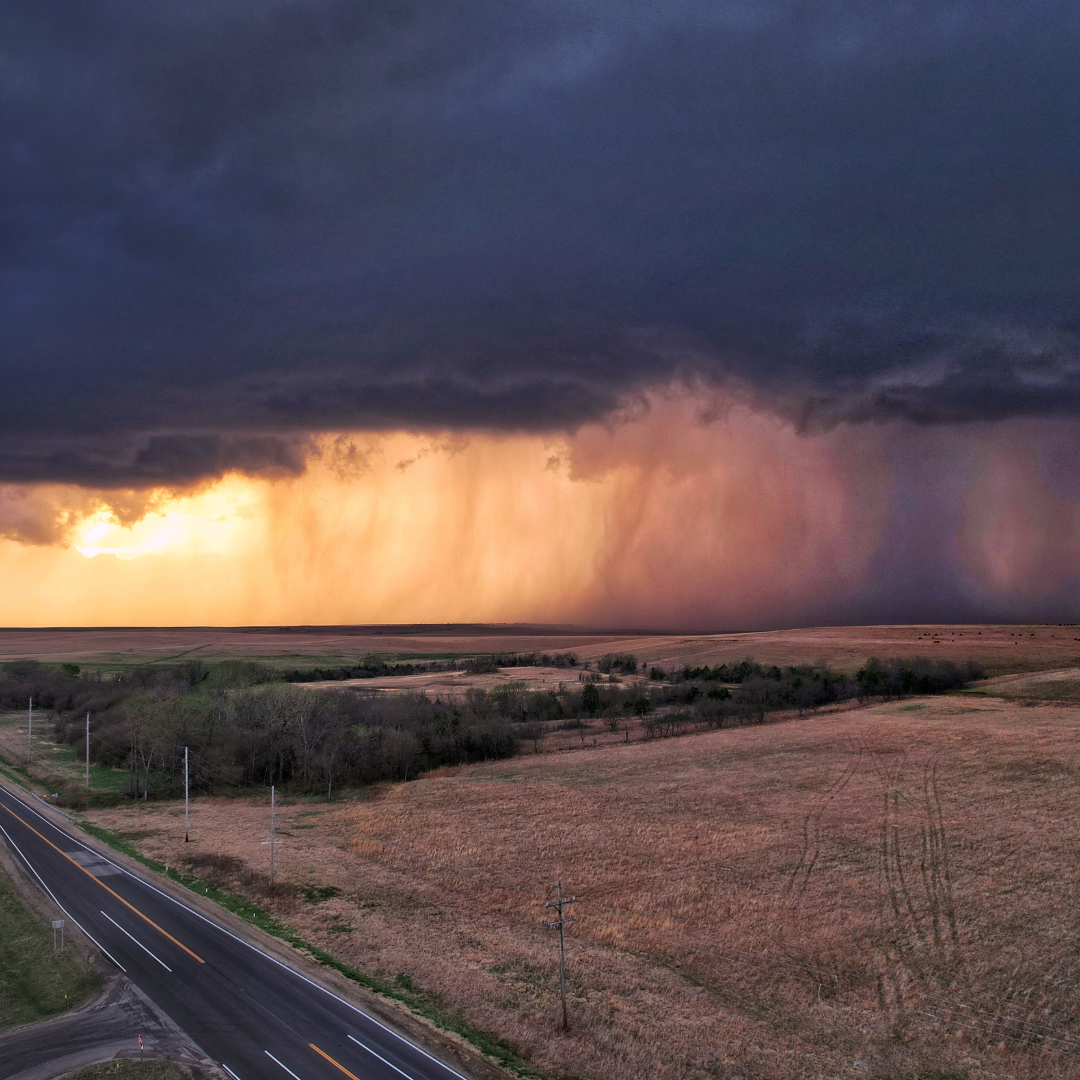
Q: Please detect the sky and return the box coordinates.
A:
[1,1,1079,627]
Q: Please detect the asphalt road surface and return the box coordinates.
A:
[1,973,211,1080]
[0,783,474,1080]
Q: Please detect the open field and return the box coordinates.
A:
[1,623,1079,678]
[967,667,1080,704]
[80,693,1080,1080]
[0,711,130,795]
[303,664,653,695]
[0,626,623,669]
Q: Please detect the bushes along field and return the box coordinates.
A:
[0,654,984,802]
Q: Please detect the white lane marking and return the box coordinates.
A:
[221,1065,244,1080]
[349,1033,416,1080]
[330,997,469,1080]
[94,847,470,1080]
[100,909,173,972]
[0,787,468,1080]
[0,819,127,973]
[265,1051,304,1080]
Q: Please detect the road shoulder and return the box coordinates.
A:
[0,777,513,1080]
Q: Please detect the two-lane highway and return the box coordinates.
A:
[0,783,474,1080]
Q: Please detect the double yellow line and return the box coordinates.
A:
[0,800,204,964]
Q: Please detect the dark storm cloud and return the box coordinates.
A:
[0,433,310,487]
[3,0,1080,484]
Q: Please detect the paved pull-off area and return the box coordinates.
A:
[0,974,212,1080]
[0,784,474,1080]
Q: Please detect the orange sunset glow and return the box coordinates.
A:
[2,393,1078,628]
[0,394,871,626]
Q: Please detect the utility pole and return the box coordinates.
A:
[184,746,190,843]
[544,881,577,1031]
[260,785,282,889]
[27,697,33,763]
[85,713,90,792]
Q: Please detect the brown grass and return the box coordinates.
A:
[2,622,1079,677]
[969,667,1080,704]
[59,1061,190,1080]
[0,710,77,789]
[302,665,647,695]
[83,695,1080,1079]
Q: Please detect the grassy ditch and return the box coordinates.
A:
[0,731,123,804]
[76,821,543,1078]
[0,755,33,791]
[59,1061,189,1080]
[0,858,101,1031]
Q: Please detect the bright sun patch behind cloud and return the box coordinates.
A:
[73,482,259,560]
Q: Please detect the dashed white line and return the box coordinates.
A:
[100,909,172,972]
[266,1050,304,1080]
[0,819,126,973]
[349,1033,416,1080]
[0,786,468,1080]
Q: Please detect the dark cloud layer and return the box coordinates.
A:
[0,433,310,487]
[3,1,1080,484]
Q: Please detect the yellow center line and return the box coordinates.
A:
[0,800,205,964]
[309,1043,362,1080]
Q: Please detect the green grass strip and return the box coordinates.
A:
[0,859,100,1031]
[77,822,543,1078]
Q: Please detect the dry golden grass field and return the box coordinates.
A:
[2,622,1079,678]
[81,688,1080,1080]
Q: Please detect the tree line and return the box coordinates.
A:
[0,654,985,803]
[0,661,523,803]
[636,656,985,734]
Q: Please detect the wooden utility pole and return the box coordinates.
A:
[184,746,190,843]
[27,698,33,762]
[545,881,577,1031]
[85,713,90,791]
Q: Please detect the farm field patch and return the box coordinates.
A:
[0,623,1077,679]
[966,666,1080,703]
[0,711,129,795]
[82,694,1080,1080]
